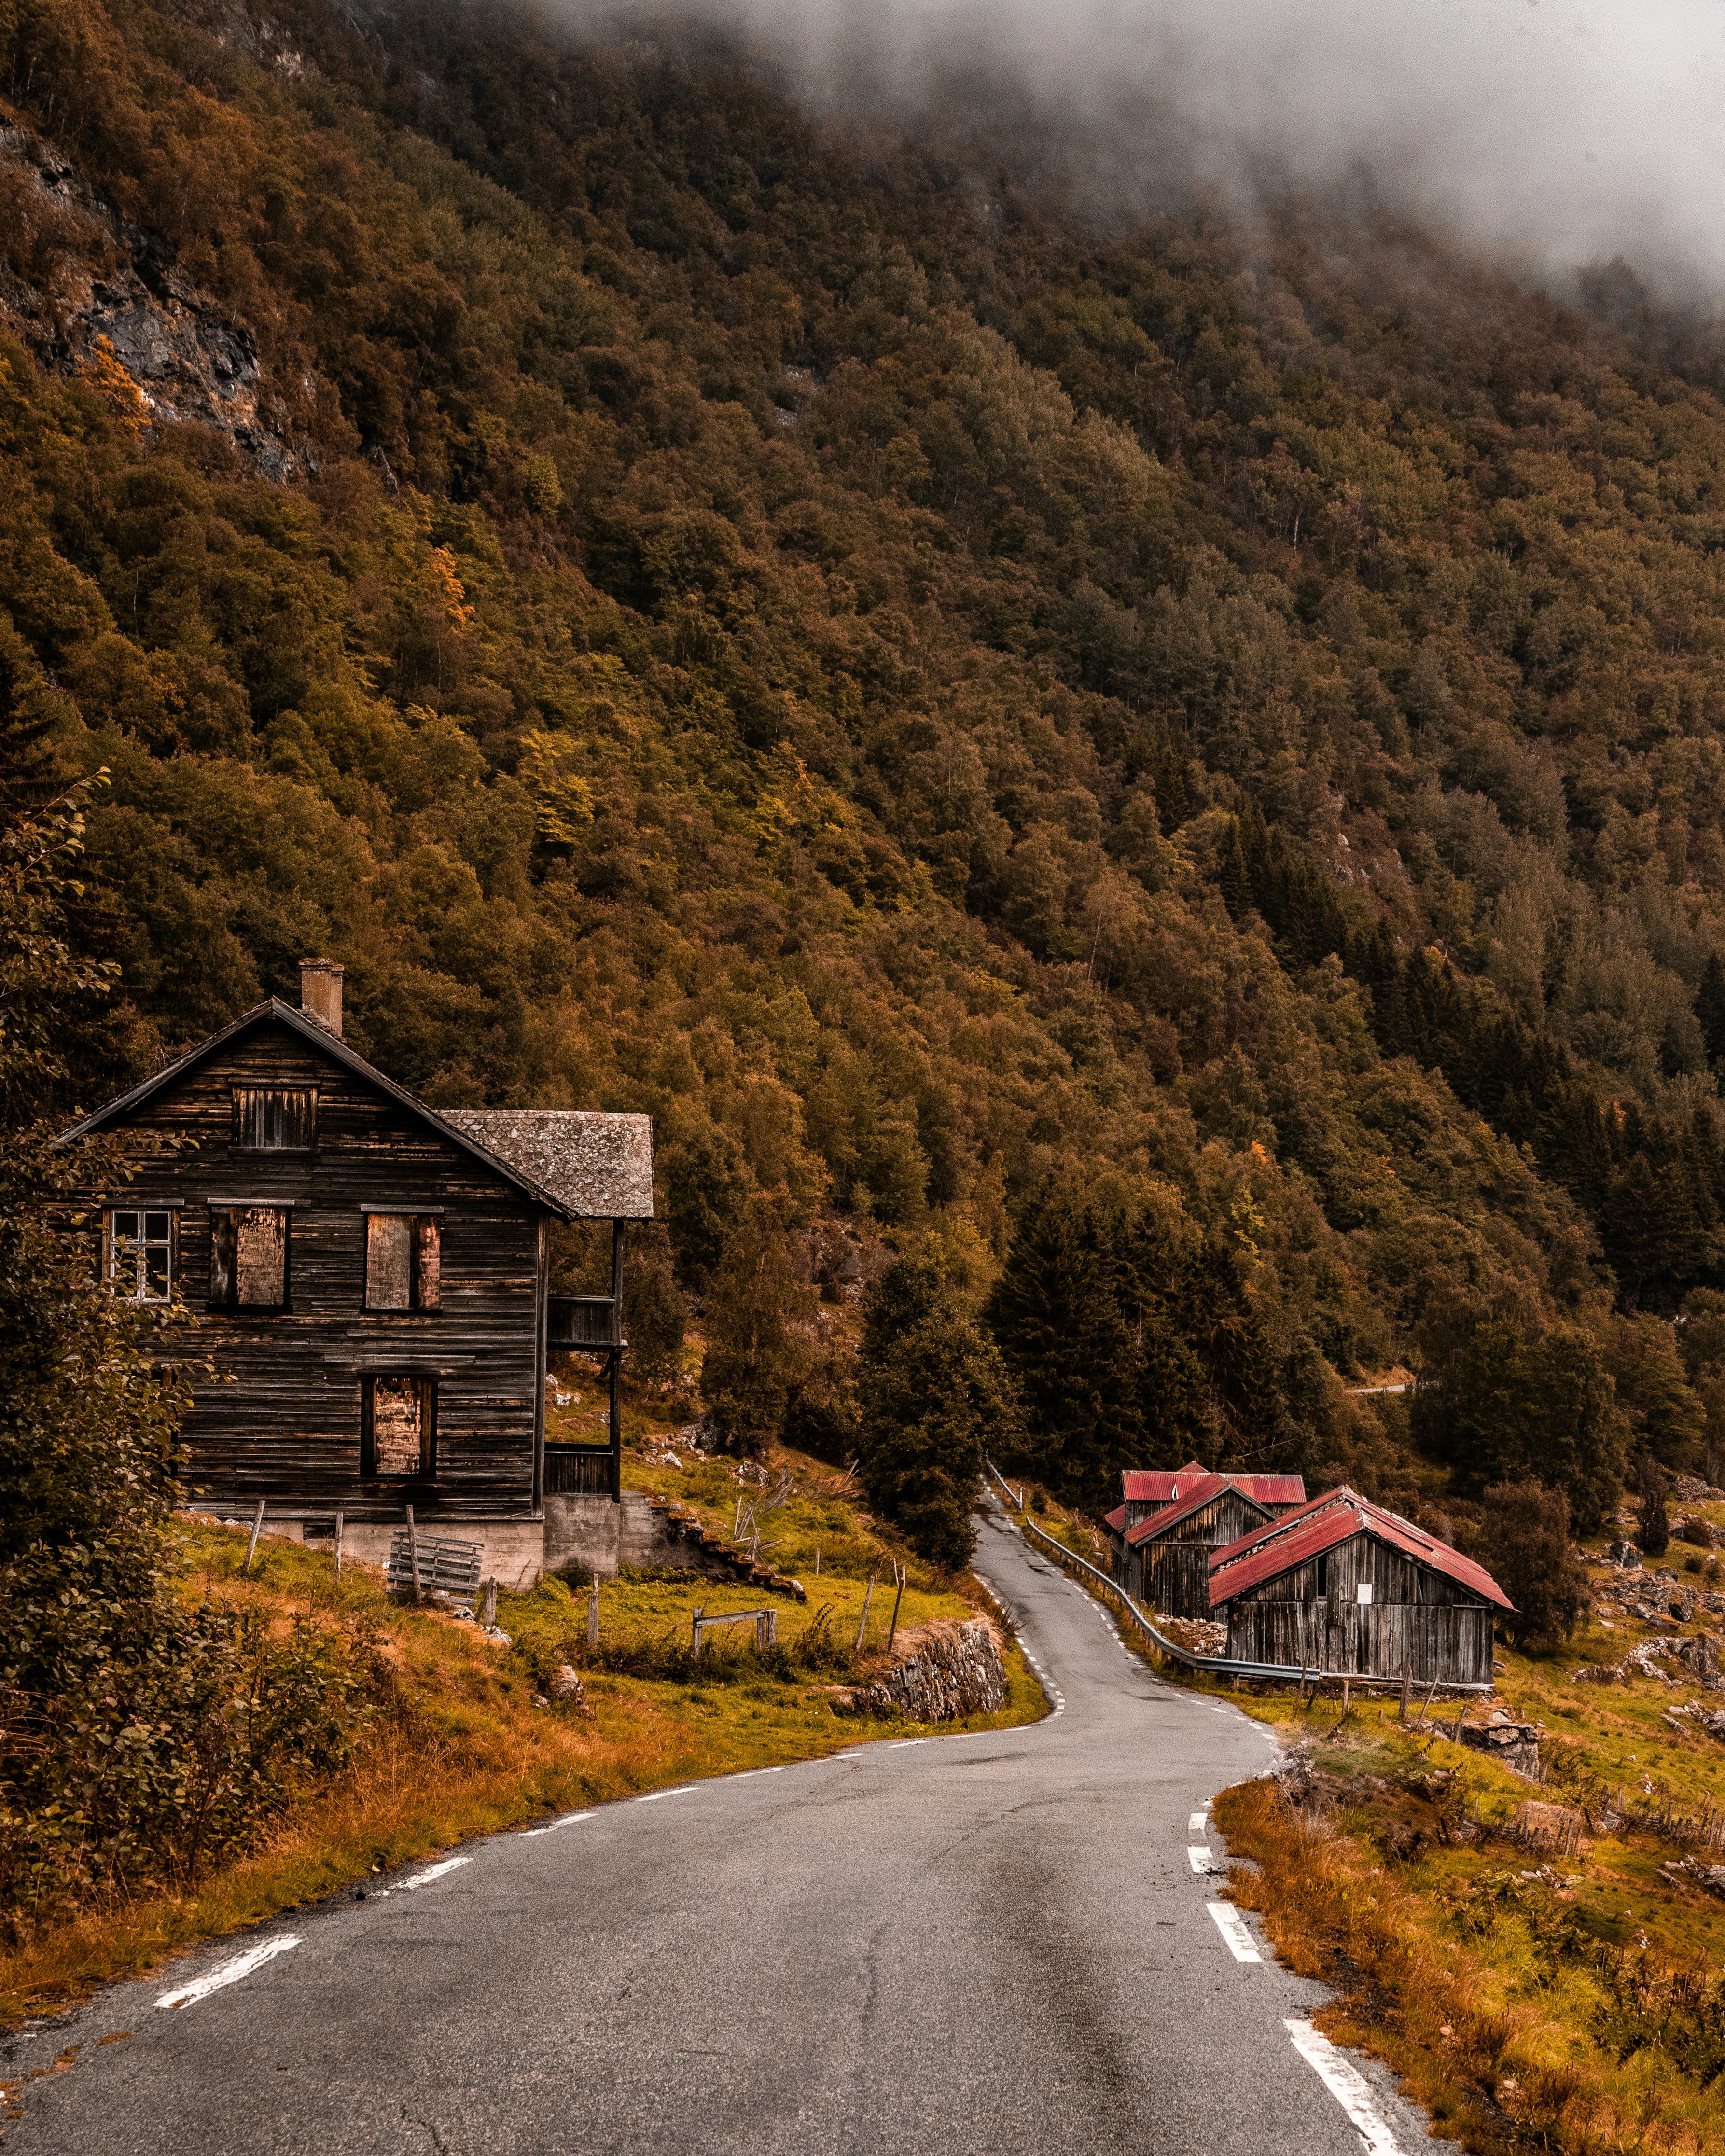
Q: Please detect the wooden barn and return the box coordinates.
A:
[57,962,653,1588]
[1120,1475,1273,1617]
[1106,1466,1305,1601]
[1207,1488,1512,1687]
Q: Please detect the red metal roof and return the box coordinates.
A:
[1121,1465,1304,1509]
[1206,1487,1513,1611]
[1210,1484,1358,1571]
[1125,1474,1272,1549]
[1121,1463,1208,1504]
[1103,1503,1127,1534]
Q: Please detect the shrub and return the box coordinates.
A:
[1637,1453,1671,1559]
[1476,1483,1589,1649]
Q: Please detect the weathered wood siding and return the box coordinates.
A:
[88,1018,544,1520]
[1137,1489,1269,1618]
[1223,1530,1495,1683]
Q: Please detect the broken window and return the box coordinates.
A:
[364,1376,436,1478]
[233,1087,317,1150]
[107,1209,174,1301]
[363,1213,442,1310]
[210,1206,291,1310]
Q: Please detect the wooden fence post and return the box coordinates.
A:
[334,1510,344,1584]
[587,1574,600,1652]
[243,1498,266,1575]
[405,1504,422,1604]
[481,1578,498,1629]
[1400,1662,1411,1723]
[886,1563,906,1654]
[691,1607,704,1660]
[854,1572,876,1655]
[756,1610,777,1651]
[814,1547,821,1576]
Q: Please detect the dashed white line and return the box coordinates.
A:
[728,1767,785,1780]
[402,1857,471,1888]
[157,1935,300,2009]
[1207,1902,1261,1961]
[522,1811,592,1836]
[1188,1809,1207,1833]
[1187,1845,1216,1874]
[637,1787,696,1802]
[890,1739,928,1749]
[1285,2018,1405,2154]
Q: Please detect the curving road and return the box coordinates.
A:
[2,1500,1436,2154]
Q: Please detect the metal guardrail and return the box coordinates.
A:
[984,1459,1492,1693]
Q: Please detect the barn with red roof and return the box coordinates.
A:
[1208,1488,1512,1686]
[1108,1466,1308,1615]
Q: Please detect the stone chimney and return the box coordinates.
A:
[299,959,344,1038]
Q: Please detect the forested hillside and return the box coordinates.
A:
[7,0,1725,1516]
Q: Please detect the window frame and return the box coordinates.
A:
[105,1204,179,1303]
[208,1201,294,1315]
[231,1086,318,1153]
[361,1207,444,1313]
[362,1374,438,1480]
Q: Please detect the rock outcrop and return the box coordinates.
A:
[0,125,303,474]
[1455,1715,1541,1779]
[855,1618,1007,1722]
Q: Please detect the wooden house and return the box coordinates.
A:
[1106,1465,1305,1598]
[58,962,653,1588]
[1207,1488,1512,1687]
[1120,1475,1273,1617]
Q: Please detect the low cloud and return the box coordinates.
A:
[614,0,1725,294]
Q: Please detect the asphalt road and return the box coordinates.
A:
[3,1501,1436,2154]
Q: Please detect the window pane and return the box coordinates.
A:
[373,1378,423,1475]
[143,1211,171,1240]
[144,1240,171,1299]
[234,1088,316,1149]
[111,1212,141,1298]
[416,1218,441,1309]
[210,1211,236,1306]
[234,1208,287,1306]
[366,1214,414,1309]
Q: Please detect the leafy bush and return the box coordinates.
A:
[1475,1482,1589,1650]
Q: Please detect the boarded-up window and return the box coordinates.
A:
[364,1376,436,1478]
[210,1207,290,1309]
[233,1088,317,1149]
[108,1210,174,1301]
[364,1214,441,1310]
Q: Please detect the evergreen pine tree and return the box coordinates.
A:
[1699,953,1725,1067]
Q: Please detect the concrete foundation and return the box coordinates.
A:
[543,1491,756,1581]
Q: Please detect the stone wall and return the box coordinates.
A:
[855,1618,1007,1722]
[543,1491,765,1583]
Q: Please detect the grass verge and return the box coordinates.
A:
[0,1452,1042,2028]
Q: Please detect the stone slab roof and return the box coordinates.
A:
[442,1109,654,1219]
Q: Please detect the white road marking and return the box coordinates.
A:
[728,1767,785,1780]
[402,1857,471,1888]
[830,1752,864,1760]
[1187,1846,1215,1874]
[522,1812,592,1836]
[157,1936,300,2009]
[890,1739,928,1749]
[1188,1810,1207,1832]
[637,1787,696,1802]
[1207,1902,1261,1961]
[1285,2018,1405,2154]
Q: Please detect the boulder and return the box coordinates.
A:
[1677,1633,1722,1680]
[1456,1718,1540,1779]
[1604,1542,1642,1570]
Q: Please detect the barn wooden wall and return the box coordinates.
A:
[89,1021,545,1520]
[1137,1489,1269,1618]
[1222,1531,1495,1683]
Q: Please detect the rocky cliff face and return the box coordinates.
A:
[855,1618,1008,1722]
[0,125,301,475]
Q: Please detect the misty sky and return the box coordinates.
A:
[680,0,1725,291]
